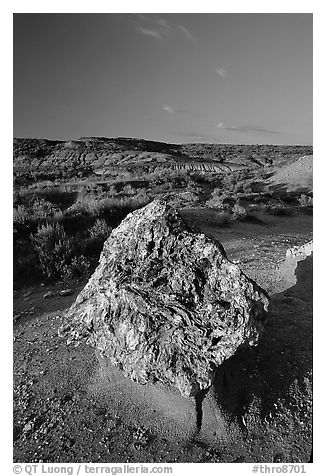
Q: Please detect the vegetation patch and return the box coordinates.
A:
[13,139,313,287]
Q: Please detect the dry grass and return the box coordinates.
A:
[68,190,150,216]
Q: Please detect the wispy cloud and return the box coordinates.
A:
[217,122,277,135]
[135,15,170,40]
[178,25,197,43]
[134,15,196,43]
[137,26,162,40]
[156,17,171,30]
[162,104,188,115]
[216,68,227,77]
[163,105,176,114]
[134,13,148,22]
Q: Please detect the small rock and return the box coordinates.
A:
[23,421,34,432]
[240,415,247,429]
[60,289,73,297]
[44,291,56,299]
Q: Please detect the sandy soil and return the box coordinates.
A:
[13,212,312,463]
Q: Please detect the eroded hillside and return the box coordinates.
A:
[14,137,312,184]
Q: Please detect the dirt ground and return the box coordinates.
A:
[13,211,313,463]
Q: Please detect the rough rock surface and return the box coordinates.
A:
[59,200,270,398]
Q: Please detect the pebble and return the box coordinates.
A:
[23,421,34,432]
[60,289,73,297]
[44,291,56,299]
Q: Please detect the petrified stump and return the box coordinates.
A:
[59,199,269,398]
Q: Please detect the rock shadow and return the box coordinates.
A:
[210,255,312,421]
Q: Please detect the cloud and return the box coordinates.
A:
[156,17,171,30]
[134,13,148,22]
[134,15,197,44]
[137,26,162,40]
[162,104,188,115]
[135,15,170,40]
[216,68,227,77]
[135,14,170,29]
[163,105,176,114]
[217,122,277,135]
[178,25,197,43]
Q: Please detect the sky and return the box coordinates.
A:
[13,13,312,145]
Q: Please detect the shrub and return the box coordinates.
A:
[206,188,224,209]
[131,189,150,208]
[298,193,313,207]
[107,185,118,196]
[13,189,21,206]
[186,178,201,193]
[221,171,249,192]
[221,173,237,191]
[70,190,150,216]
[88,219,112,241]
[151,182,173,194]
[13,205,29,224]
[31,223,73,279]
[122,184,136,196]
[61,255,91,280]
[31,198,62,220]
[71,193,103,215]
[232,203,247,220]
[13,198,61,223]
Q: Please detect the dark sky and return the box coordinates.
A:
[13,13,312,144]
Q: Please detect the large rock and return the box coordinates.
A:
[59,200,269,398]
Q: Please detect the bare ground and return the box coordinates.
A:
[13,212,312,463]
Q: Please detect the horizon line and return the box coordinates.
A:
[13,136,313,147]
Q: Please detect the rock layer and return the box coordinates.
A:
[59,200,270,398]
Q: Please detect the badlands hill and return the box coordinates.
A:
[268,156,313,192]
[14,137,312,179]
